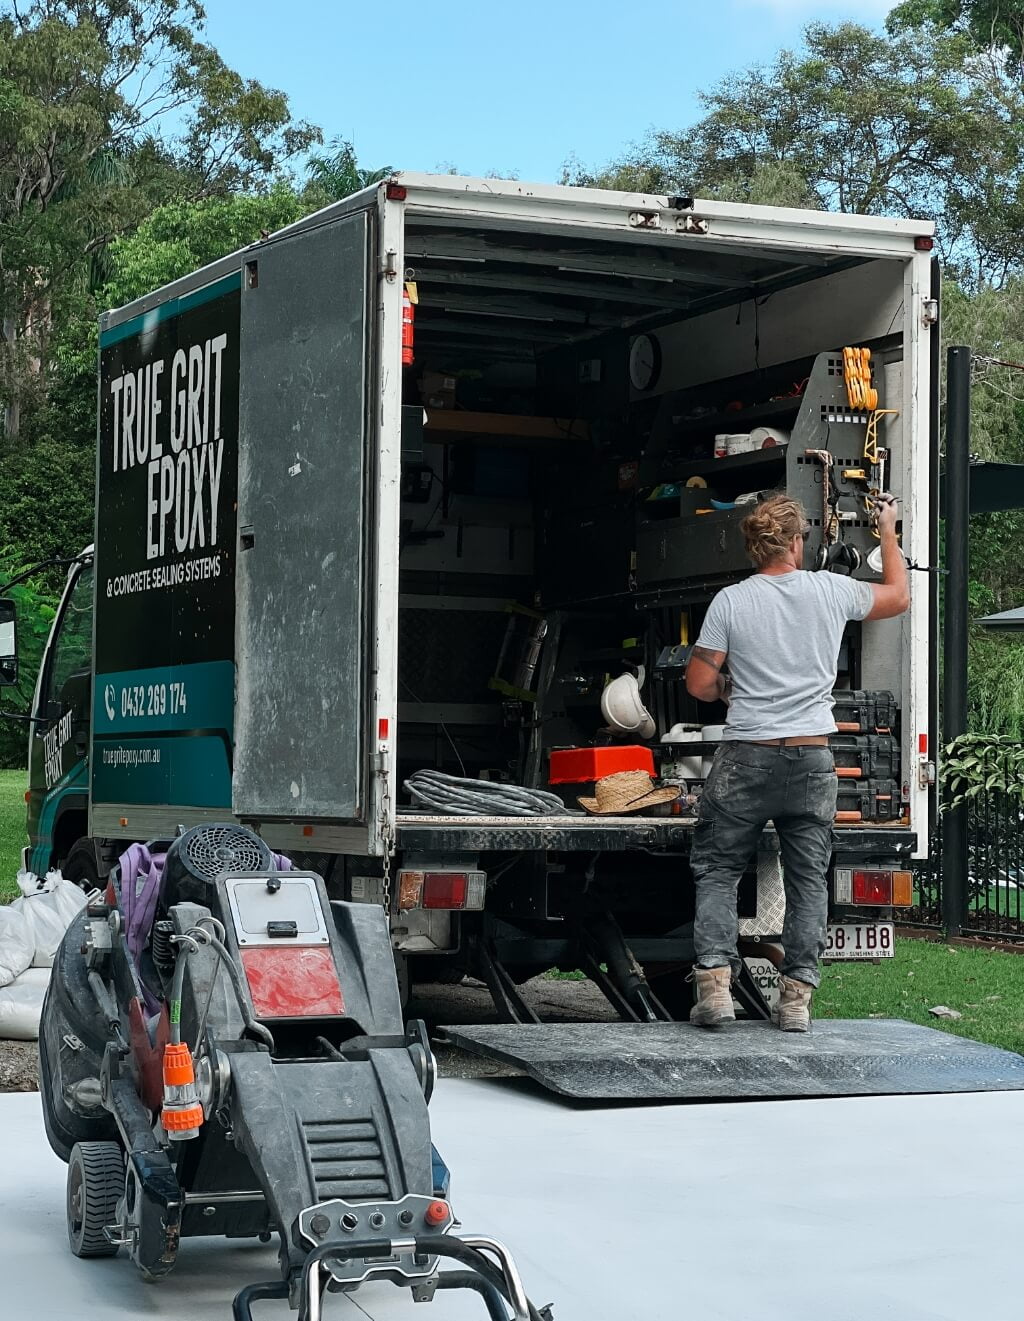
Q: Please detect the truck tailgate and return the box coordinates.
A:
[395,812,699,852]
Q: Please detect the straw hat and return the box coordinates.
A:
[578,770,681,816]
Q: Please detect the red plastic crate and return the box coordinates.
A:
[548,746,655,785]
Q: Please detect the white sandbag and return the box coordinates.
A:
[0,904,34,987]
[14,869,89,968]
[23,886,88,968]
[0,966,51,1039]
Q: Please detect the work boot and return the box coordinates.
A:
[688,966,736,1029]
[773,975,813,1032]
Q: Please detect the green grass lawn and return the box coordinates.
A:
[817,939,1024,1054]
[0,768,27,901]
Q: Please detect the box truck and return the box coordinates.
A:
[7,173,939,1036]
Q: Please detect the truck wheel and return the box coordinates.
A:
[63,841,102,892]
[67,1140,124,1257]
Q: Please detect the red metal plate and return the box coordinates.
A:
[240,946,345,1019]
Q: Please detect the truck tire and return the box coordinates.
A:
[63,841,102,892]
[67,1141,124,1257]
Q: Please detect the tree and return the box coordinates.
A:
[100,182,312,309]
[0,1,320,438]
[0,553,55,767]
[583,21,1024,284]
[889,1,1024,75]
[305,138,393,205]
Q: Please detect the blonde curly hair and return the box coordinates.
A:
[741,494,807,568]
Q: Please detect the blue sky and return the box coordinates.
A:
[202,0,894,184]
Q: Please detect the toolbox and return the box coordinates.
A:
[831,689,898,734]
[549,745,655,785]
[835,777,901,823]
[830,733,900,781]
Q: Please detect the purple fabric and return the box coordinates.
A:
[119,842,167,971]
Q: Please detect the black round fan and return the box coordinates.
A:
[161,823,272,908]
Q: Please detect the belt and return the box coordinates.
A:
[749,736,830,747]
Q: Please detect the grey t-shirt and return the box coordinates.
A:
[695,570,875,740]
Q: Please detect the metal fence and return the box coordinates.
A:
[907,839,943,931]
[962,784,1024,938]
[905,773,1024,941]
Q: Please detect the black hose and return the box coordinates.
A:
[231,1279,289,1321]
[203,933,275,1051]
[174,926,275,1052]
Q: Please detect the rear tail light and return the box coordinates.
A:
[834,868,914,906]
[397,869,486,911]
[891,871,913,906]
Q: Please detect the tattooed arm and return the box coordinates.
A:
[685,645,731,704]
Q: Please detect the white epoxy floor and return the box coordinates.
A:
[4,1080,1023,1321]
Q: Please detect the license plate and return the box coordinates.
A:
[824,921,895,960]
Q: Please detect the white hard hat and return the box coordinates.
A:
[601,667,656,740]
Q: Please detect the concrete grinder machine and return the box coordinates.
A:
[38,823,549,1320]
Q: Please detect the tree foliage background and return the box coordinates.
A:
[3,0,1024,765]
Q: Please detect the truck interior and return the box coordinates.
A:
[395,213,914,835]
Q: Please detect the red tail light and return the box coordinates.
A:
[424,872,467,908]
[853,870,892,904]
[398,869,486,911]
[835,868,914,906]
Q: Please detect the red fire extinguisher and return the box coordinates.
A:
[402,285,415,366]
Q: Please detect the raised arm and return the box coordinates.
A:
[866,495,910,621]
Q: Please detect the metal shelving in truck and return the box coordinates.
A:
[4,173,976,1100]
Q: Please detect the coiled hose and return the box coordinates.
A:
[404,770,570,817]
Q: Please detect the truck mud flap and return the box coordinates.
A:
[439,1020,1024,1102]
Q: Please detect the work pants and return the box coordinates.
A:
[689,742,837,987]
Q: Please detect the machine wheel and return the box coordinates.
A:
[67,1140,124,1257]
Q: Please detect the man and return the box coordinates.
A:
[684,492,909,1032]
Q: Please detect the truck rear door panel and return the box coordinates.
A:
[233,210,373,822]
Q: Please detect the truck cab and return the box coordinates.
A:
[23,553,95,882]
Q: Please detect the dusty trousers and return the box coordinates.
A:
[689,742,838,988]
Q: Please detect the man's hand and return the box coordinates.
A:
[875,492,899,536]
